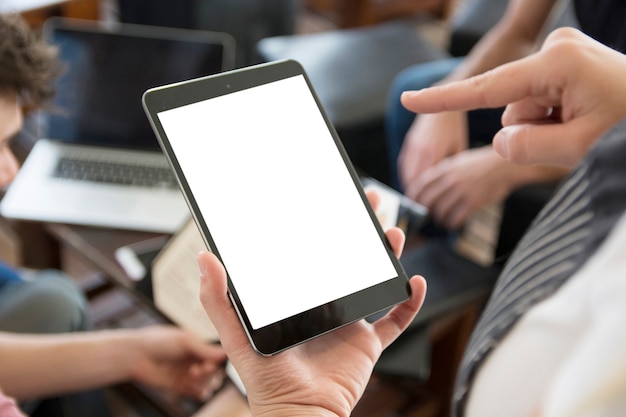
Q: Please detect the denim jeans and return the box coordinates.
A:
[384,57,463,191]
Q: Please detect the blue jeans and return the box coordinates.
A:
[385,57,463,191]
[0,269,88,333]
[0,270,89,334]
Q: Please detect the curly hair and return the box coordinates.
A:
[0,13,62,107]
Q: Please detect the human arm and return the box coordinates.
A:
[401,27,626,167]
[0,325,227,401]
[397,0,559,189]
[197,192,427,417]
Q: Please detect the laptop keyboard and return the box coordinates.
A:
[53,157,178,189]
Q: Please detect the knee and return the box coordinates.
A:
[34,272,89,332]
[8,272,89,333]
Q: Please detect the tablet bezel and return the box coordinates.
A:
[142,59,411,355]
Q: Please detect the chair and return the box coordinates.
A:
[370,238,501,416]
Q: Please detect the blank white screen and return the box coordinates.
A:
[157,75,397,329]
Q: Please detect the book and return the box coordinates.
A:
[152,219,220,343]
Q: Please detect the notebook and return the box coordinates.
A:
[0,18,235,233]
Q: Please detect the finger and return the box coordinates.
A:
[435,189,468,230]
[493,117,599,166]
[180,332,227,364]
[372,275,427,349]
[399,161,421,193]
[446,200,477,230]
[181,367,224,400]
[398,144,419,189]
[400,56,541,114]
[385,227,405,258]
[406,172,443,210]
[501,98,554,126]
[198,251,250,351]
[404,163,451,213]
[403,174,424,204]
[403,163,439,203]
[365,189,381,212]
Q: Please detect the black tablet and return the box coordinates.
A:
[142,59,411,355]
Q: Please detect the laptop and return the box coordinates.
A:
[0,18,235,233]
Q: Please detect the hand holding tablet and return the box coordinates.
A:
[197,200,427,415]
[143,59,416,355]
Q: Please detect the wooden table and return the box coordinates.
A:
[45,223,162,291]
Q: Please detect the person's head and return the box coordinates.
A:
[0,13,61,186]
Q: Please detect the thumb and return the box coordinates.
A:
[197,251,250,352]
[493,119,599,167]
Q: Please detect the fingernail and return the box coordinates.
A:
[494,129,510,159]
[198,251,208,278]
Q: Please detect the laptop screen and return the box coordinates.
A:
[43,19,234,151]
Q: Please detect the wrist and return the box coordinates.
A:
[97,328,145,382]
[253,405,342,417]
[480,147,550,192]
[65,328,141,386]
[507,164,569,189]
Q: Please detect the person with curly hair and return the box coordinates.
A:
[0,14,227,417]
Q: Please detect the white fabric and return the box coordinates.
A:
[466,213,626,417]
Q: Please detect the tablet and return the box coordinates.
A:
[142,59,411,355]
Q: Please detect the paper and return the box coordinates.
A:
[361,177,428,234]
[152,219,219,342]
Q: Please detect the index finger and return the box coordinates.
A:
[400,56,542,114]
